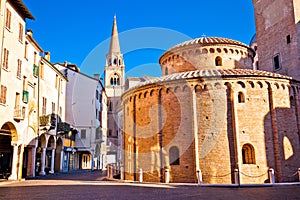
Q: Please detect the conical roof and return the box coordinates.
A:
[108,15,120,54]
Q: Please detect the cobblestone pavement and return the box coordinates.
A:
[0,170,300,200]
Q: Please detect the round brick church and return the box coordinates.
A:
[122,36,300,184]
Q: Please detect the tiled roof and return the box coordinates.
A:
[124,69,291,93]
[9,0,35,20]
[167,37,250,52]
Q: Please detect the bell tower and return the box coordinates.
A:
[105,15,125,98]
[104,15,125,160]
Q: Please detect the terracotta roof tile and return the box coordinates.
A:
[124,69,291,94]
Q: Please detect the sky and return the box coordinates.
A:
[22,0,256,78]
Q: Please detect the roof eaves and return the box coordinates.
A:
[9,0,35,20]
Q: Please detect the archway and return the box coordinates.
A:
[36,134,46,175]
[46,135,56,173]
[95,144,101,170]
[0,122,17,179]
[23,127,37,178]
[55,137,63,172]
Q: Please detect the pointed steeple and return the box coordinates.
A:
[108,15,121,54]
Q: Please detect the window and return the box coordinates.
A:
[169,146,180,165]
[0,85,7,104]
[55,75,59,88]
[242,144,256,164]
[110,73,120,86]
[40,62,44,79]
[273,54,281,70]
[34,52,37,64]
[99,110,101,122]
[15,93,20,109]
[96,129,101,140]
[42,97,47,115]
[165,67,168,75]
[96,90,99,100]
[23,76,28,91]
[18,23,23,42]
[24,42,28,59]
[286,35,291,44]
[108,130,112,137]
[5,9,11,30]
[33,83,37,98]
[59,106,62,117]
[52,102,55,114]
[238,92,245,103]
[3,48,9,70]
[109,101,112,111]
[81,129,86,139]
[215,56,222,66]
[17,59,22,78]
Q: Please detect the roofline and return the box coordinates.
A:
[54,63,108,98]
[8,0,35,20]
[26,34,43,52]
[41,58,68,81]
[159,37,255,64]
[122,69,293,98]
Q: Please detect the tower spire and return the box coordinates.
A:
[108,15,120,54]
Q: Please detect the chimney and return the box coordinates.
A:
[26,29,33,37]
[64,61,68,67]
[94,73,100,80]
[45,52,50,62]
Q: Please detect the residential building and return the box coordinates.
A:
[56,63,108,171]
[0,0,35,180]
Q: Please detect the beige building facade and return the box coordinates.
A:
[0,0,71,180]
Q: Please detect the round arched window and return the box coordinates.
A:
[110,73,120,86]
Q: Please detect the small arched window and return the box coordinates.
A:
[215,56,222,66]
[169,146,180,165]
[110,73,120,86]
[242,144,256,164]
[238,92,245,103]
[165,67,168,75]
[113,58,117,65]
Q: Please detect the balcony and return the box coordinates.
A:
[33,64,39,77]
[22,90,29,103]
[13,106,25,120]
[39,114,56,128]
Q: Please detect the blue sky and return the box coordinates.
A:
[23,0,255,78]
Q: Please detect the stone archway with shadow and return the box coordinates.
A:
[55,137,63,172]
[23,126,38,178]
[0,122,18,180]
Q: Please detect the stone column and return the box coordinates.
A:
[39,147,46,175]
[8,144,19,180]
[49,148,55,174]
